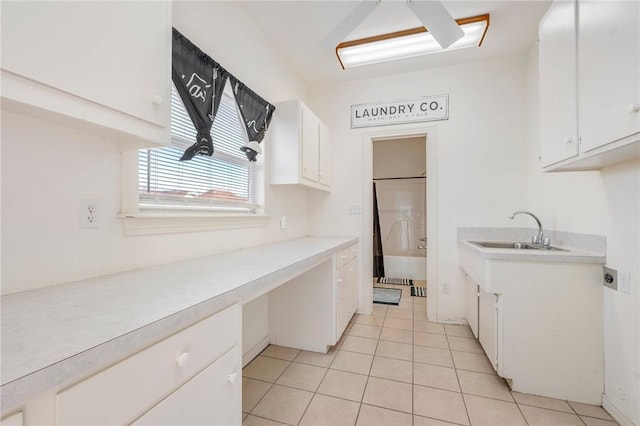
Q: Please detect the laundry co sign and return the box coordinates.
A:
[351,95,449,128]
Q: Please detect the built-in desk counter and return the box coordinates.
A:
[1,236,358,420]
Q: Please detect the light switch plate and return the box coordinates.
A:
[619,272,631,294]
[348,203,363,215]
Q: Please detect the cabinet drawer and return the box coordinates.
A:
[132,346,241,426]
[336,248,350,269]
[348,244,358,261]
[55,303,240,426]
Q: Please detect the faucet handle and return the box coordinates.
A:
[541,236,551,247]
[531,235,539,244]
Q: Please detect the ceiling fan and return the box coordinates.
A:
[322,0,464,50]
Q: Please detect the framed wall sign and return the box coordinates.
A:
[351,95,449,128]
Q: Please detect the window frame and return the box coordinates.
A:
[119,83,270,236]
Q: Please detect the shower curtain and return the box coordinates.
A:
[373,182,385,277]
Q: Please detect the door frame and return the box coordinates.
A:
[361,124,438,321]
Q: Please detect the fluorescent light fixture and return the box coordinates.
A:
[336,14,490,69]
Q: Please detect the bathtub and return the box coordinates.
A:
[383,251,426,280]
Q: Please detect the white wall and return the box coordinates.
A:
[1,1,308,296]
[307,55,530,321]
[526,47,639,425]
[373,137,426,179]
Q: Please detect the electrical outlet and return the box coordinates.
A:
[619,271,631,294]
[603,267,617,290]
[442,282,450,294]
[279,215,287,230]
[80,199,99,228]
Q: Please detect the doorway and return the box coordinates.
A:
[362,125,437,321]
[373,137,426,282]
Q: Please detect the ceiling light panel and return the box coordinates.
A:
[336,14,490,69]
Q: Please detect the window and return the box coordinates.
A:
[138,83,264,214]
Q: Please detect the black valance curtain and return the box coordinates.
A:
[373,182,385,278]
[172,28,275,162]
[230,76,275,162]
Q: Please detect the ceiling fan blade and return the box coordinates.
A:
[407,0,464,49]
[322,0,380,49]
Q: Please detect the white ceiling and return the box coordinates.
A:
[240,1,551,86]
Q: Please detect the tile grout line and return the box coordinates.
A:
[295,312,358,426]
[355,298,388,426]
[448,326,473,426]
[411,288,416,426]
[513,395,532,426]
[244,280,615,426]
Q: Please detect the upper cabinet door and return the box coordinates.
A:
[578,0,640,152]
[318,122,332,187]
[1,1,170,128]
[538,0,579,167]
[301,104,320,182]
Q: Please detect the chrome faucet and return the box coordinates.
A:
[509,210,550,247]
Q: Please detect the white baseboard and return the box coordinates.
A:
[242,335,270,367]
[602,393,636,426]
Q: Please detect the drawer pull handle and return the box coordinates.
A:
[176,352,190,367]
[152,94,163,105]
[627,103,640,113]
[228,372,238,384]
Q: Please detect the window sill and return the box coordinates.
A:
[119,212,270,236]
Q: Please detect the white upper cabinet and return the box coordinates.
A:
[538,0,640,171]
[0,1,171,148]
[538,0,579,167]
[578,0,640,152]
[269,100,332,191]
[318,122,332,186]
[301,103,321,182]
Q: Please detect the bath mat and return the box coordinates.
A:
[373,287,402,305]
[410,286,427,297]
[377,277,413,285]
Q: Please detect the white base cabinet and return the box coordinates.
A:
[18,304,241,426]
[132,346,241,426]
[268,243,359,352]
[464,275,479,339]
[337,244,359,339]
[478,289,499,371]
[269,100,331,191]
[459,242,604,404]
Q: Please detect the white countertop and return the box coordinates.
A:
[457,227,606,264]
[1,236,357,412]
[458,240,606,264]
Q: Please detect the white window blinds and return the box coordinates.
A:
[139,83,262,213]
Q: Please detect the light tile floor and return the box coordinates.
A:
[242,283,618,426]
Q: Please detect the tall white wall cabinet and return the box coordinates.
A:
[269,100,332,191]
[538,0,579,167]
[0,1,171,148]
[539,0,639,171]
